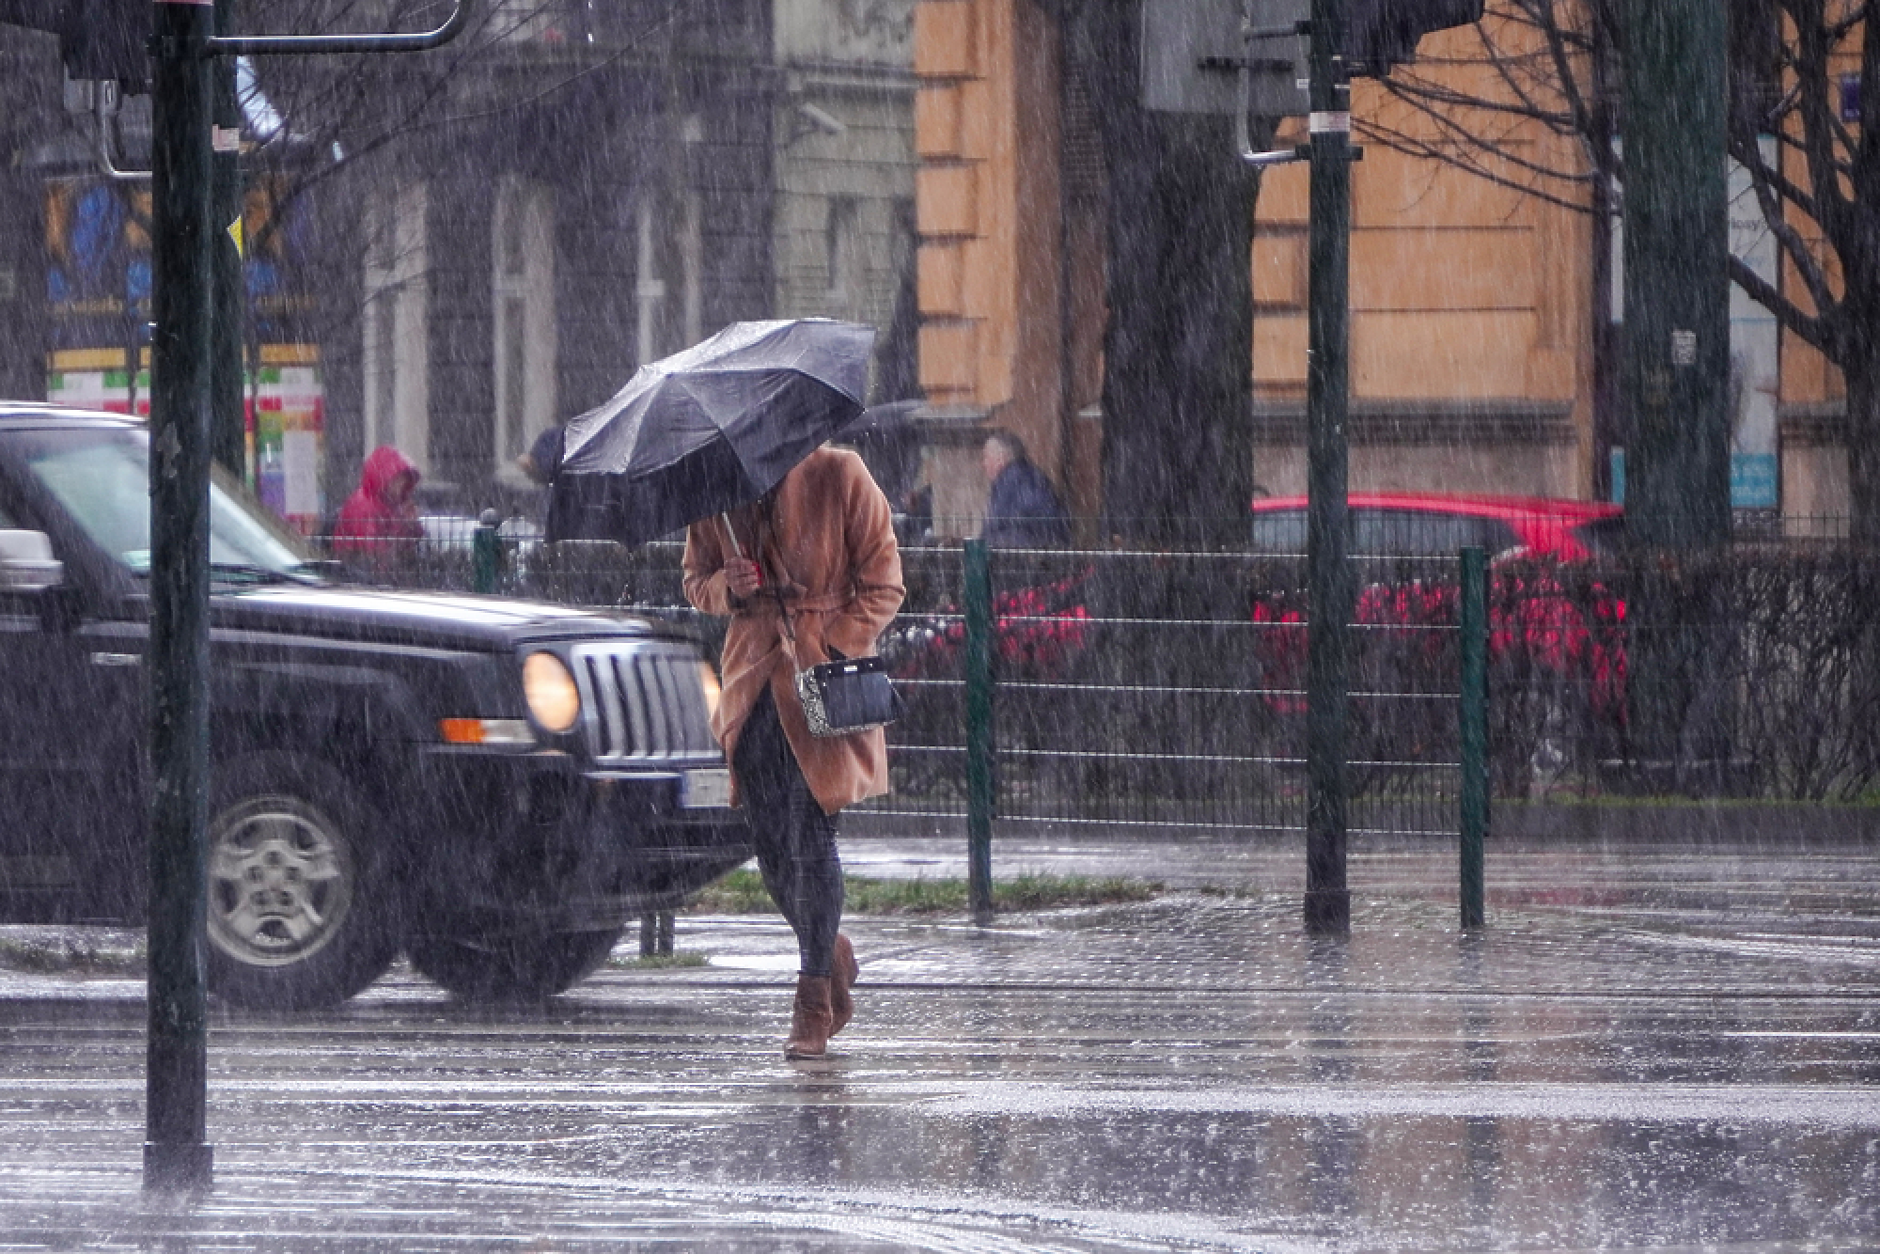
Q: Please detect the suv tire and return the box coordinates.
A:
[407,927,624,1002]
[204,752,401,1010]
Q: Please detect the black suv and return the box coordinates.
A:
[0,405,749,1007]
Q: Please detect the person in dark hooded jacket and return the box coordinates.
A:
[981,430,1070,547]
[333,446,423,561]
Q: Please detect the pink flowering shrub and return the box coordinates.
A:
[891,565,1094,680]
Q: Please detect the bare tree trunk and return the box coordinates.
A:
[1066,0,1261,549]
[1847,356,1880,546]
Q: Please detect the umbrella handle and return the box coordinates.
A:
[721,512,764,589]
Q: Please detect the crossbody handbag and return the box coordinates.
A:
[726,512,902,738]
[791,648,902,738]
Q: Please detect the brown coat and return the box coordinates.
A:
[683,446,905,814]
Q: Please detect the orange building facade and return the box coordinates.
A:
[912,0,1857,535]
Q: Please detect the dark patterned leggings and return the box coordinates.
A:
[733,688,844,977]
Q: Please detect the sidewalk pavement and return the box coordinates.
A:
[1,830,1876,1252]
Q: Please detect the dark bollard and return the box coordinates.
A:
[472,509,502,595]
[640,911,674,957]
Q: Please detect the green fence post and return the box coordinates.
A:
[472,509,501,595]
[1459,545,1488,930]
[964,538,995,924]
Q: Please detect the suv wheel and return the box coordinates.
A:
[205,753,400,1010]
[406,928,624,1002]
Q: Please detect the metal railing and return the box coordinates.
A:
[317,516,1880,814]
[324,524,1477,844]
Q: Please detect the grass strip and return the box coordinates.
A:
[687,869,1160,916]
[606,951,711,970]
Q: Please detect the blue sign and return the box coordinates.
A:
[1731,453,1779,509]
[1608,449,1778,510]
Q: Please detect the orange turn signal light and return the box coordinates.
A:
[438,718,535,745]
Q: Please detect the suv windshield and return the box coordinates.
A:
[13,424,312,578]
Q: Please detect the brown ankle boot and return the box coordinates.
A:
[785,974,834,1059]
[830,934,859,1037]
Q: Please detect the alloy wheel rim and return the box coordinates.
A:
[206,798,353,967]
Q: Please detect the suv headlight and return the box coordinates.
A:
[522,651,581,733]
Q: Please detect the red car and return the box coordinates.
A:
[1248,492,1628,725]
[1249,491,1622,562]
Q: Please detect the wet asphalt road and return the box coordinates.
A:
[1,832,1877,1252]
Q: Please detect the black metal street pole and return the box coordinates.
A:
[211,0,246,481]
[146,0,217,1194]
[135,0,470,1197]
[1303,0,1354,937]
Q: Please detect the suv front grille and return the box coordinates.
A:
[568,644,718,763]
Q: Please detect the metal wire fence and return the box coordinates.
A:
[326,524,1472,841]
[284,513,1880,938]
[870,544,1470,840]
[328,514,1880,819]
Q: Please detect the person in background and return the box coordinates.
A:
[899,481,934,547]
[520,423,567,535]
[682,444,905,1060]
[332,445,423,563]
[519,424,564,488]
[980,429,1070,548]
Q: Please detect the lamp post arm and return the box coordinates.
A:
[209,0,470,57]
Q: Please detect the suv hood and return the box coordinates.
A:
[212,584,665,652]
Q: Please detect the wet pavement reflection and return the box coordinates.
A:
[1,834,1877,1251]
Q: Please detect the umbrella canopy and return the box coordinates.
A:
[547,319,877,545]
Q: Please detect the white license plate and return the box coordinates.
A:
[680,767,732,809]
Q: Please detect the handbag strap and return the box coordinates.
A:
[769,580,803,658]
[750,511,809,674]
[745,503,849,673]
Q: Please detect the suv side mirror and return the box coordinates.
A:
[0,529,65,593]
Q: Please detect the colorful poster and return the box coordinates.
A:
[43,171,327,530]
[250,350,327,532]
[47,345,327,533]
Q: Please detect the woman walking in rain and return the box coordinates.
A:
[683,443,905,1059]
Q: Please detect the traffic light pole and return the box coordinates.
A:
[1302,0,1354,938]
[141,0,470,1194]
[146,0,216,1194]
[1231,0,1357,937]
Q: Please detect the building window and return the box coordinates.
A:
[680,182,703,349]
[490,0,557,42]
[636,176,704,365]
[825,195,861,320]
[493,178,557,481]
[361,181,429,470]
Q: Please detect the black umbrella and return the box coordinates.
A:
[546,319,877,544]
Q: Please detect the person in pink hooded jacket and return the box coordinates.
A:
[332,446,423,561]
